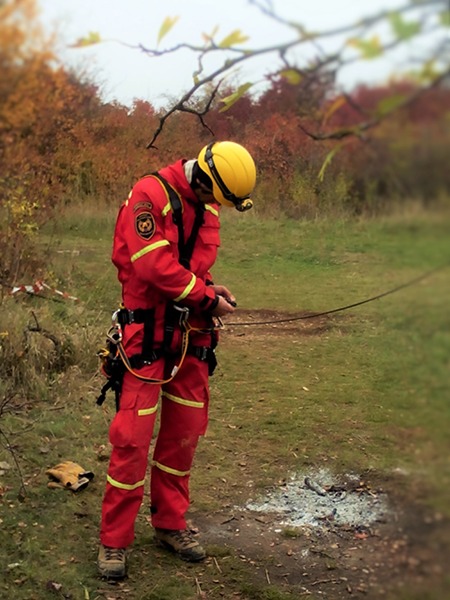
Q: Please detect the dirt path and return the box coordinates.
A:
[196,473,449,599]
[194,309,450,599]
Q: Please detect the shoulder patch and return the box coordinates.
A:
[133,201,153,213]
[135,212,156,240]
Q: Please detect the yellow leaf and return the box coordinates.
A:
[318,145,342,181]
[69,32,101,48]
[279,69,302,85]
[219,83,253,112]
[218,29,249,48]
[347,36,382,59]
[375,94,406,117]
[157,16,179,46]
[322,96,346,126]
[202,25,220,44]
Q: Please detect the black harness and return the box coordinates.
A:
[152,172,206,270]
[97,173,217,408]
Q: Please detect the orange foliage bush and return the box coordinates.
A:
[1,0,449,282]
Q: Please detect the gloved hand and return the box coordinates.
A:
[46,461,94,492]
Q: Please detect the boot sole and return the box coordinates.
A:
[157,539,206,562]
[97,565,127,579]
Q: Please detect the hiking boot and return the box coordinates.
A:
[154,528,206,562]
[97,544,127,579]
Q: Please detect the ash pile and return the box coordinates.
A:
[244,469,391,530]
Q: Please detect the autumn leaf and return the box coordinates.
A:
[375,94,406,117]
[322,95,346,126]
[416,59,440,83]
[219,82,253,112]
[279,69,302,85]
[202,25,220,44]
[68,31,101,48]
[347,36,383,59]
[157,16,179,46]
[388,12,421,40]
[218,29,249,48]
[318,144,342,181]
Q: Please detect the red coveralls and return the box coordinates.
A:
[100,160,221,549]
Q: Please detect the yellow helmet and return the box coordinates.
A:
[197,141,256,211]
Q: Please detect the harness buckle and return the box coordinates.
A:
[197,346,209,361]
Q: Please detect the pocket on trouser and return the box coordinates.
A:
[109,375,159,449]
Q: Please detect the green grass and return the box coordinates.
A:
[1,204,449,599]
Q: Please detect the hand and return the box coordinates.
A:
[211,294,237,317]
[210,285,236,307]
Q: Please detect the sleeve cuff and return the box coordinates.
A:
[200,293,219,312]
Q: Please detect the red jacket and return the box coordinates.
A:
[112,159,220,350]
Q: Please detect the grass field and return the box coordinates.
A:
[0,205,449,599]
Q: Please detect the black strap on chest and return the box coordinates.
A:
[152,172,205,270]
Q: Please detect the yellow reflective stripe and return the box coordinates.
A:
[107,474,145,490]
[138,404,158,416]
[162,202,171,217]
[174,273,196,302]
[162,391,204,408]
[152,461,190,477]
[131,240,170,263]
[205,204,219,217]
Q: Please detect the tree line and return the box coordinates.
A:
[1,0,449,283]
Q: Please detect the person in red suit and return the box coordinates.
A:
[98,141,257,578]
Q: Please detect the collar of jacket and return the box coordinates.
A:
[158,159,198,204]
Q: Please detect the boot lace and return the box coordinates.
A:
[172,529,197,547]
[105,547,126,561]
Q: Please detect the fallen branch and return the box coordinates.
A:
[23,311,61,354]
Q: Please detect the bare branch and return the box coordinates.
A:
[23,311,61,353]
[147,82,221,149]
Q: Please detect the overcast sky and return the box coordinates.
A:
[37,0,425,107]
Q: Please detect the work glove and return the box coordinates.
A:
[46,461,94,492]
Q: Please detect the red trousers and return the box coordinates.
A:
[100,353,210,549]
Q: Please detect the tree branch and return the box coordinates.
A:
[299,64,450,141]
[138,0,447,146]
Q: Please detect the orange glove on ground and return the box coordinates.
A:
[46,461,94,492]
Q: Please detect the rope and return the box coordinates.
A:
[224,263,449,327]
[114,321,219,384]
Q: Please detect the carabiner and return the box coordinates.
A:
[213,316,225,329]
[106,324,122,345]
[174,305,190,327]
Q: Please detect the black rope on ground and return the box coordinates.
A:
[224,262,449,327]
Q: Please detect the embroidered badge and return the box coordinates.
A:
[133,201,153,213]
[135,212,155,240]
